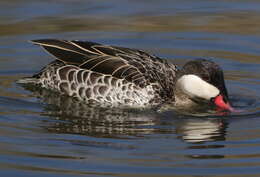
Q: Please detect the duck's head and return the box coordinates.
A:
[176,59,234,112]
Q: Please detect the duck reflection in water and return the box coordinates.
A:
[174,117,227,143]
[23,85,228,143]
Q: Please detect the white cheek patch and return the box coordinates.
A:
[177,74,220,100]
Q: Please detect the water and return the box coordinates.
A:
[1,0,260,176]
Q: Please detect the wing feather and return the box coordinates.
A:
[31,39,178,95]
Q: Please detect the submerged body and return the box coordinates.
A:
[19,39,233,111]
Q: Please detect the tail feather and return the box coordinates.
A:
[16,77,39,85]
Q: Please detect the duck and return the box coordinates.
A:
[18,39,234,112]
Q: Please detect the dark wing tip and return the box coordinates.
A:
[29,39,100,65]
[29,39,65,45]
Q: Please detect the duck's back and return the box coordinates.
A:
[20,39,178,107]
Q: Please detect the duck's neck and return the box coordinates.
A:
[173,77,198,109]
[174,87,197,108]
